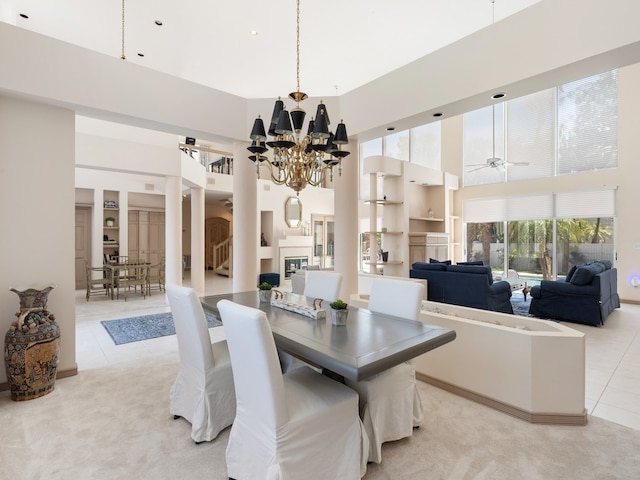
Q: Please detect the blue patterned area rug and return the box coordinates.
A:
[101,311,222,345]
[510,290,532,317]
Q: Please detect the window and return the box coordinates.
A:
[463,69,618,186]
[383,129,410,161]
[558,70,618,174]
[464,189,615,281]
[507,89,555,181]
[410,123,441,169]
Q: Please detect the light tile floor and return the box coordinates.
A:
[75,271,640,431]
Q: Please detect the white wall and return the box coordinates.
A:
[0,96,77,386]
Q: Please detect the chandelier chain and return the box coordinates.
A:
[121,0,126,60]
[295,0,301,94]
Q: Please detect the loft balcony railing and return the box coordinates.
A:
[178,142,233,175]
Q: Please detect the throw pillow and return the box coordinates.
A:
[570,263,605,285]
[412,262,447,271]
[565,265,578,282]
[429,258,452,265]
[457,261,484,266]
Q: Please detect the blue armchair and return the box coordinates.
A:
[529,260,619,326]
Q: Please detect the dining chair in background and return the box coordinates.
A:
[280,270,344,373]
[218,299,368,480]
[345,277,425,464]
[166,284,235,443]
[303,270,343,306]
[84,259,114,301]
[147,257,166,294]
[116,262,148,301]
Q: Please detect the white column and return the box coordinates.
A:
[334,139,359,298]
[93,189,104,267]
[165,176,182,287]
[232,140,258,292]
[118,190,129,256]
[190,186,206,295]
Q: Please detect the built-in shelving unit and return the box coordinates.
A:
[360,157,460,276]
[103,190,119,260]
[361,156,406,275]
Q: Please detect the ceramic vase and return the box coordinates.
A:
[331,308,348,326]
[4,284,60,401]
[259,289,272,303]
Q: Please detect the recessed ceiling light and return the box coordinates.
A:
[19,13,29,19]
[154,20,163,26]
[386,126,395,131]
[250,30,258,36]
[433,112,443,117]
[492,92,506,99]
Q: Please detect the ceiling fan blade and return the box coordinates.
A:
[467,165,489,173]
[505,161,530,166]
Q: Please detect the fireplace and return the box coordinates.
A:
[284,256,308,278]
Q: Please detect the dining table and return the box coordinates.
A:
[201,291,456,382]
[103,261,151,299]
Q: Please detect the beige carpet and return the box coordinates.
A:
[2,357,639,480]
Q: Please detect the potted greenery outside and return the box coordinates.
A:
[329,299,348,326]
[258,282,273,302]
[105,217,116,227]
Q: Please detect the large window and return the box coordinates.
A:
[558,71,618,174]
[463,70,618,186]
[464,190,615,282]
[358,122,442,199]
[410,123,442,169]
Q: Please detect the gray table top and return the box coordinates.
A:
[202,291,456,382]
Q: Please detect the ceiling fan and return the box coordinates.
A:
[466,102,530,173]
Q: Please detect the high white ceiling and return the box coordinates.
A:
[1,0,540,100]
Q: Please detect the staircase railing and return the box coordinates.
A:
[213,235,233,276]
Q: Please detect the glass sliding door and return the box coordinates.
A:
[555,217,614,277]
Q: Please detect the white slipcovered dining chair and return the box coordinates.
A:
[345,277,425,464]
[218,299,368,480]
[166,284,235,443]
[303,270,343,305]
[280,270,344,373]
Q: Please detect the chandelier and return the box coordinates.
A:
[247,0,350,195]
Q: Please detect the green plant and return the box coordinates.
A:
[258,282,272,290]
[329,299,347,310]
[105,217,116,224]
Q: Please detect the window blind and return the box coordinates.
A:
[555,189,616,218]
[464,193,553,223]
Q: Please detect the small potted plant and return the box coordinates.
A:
[105,216,116,227]
[329,299,348,326]
[258,281,273,302]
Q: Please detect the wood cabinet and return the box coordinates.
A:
[409,232,450,264]
[128,210,165,264]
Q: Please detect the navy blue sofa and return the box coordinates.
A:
[410,261,513,314]
[529,260,619,326]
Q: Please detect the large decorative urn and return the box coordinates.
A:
[4,284,60,401]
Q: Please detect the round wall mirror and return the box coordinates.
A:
[285,197,302,228]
